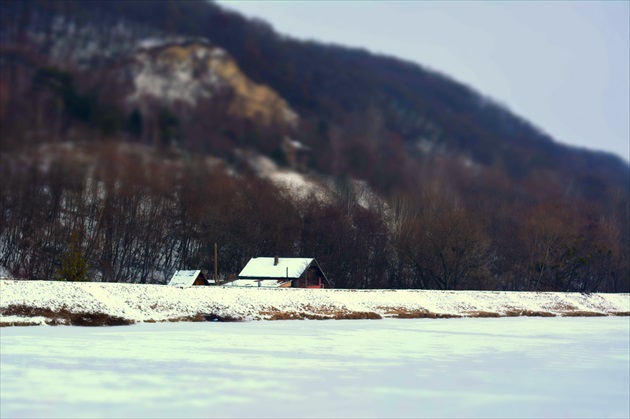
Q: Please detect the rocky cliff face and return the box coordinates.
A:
[0,0,298,131]
[126,39,298,127]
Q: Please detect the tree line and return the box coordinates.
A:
[1,143,627,292]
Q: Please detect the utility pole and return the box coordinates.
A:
[214,242,218,285]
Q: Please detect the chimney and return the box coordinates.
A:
[274,255,279,266]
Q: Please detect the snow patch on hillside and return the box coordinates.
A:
[0,266,11,280]
[128,42,226,105]
[249,155,332,202]
[247,154,384,208]
[269,171,331,202]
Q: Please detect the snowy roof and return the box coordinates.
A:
[238,258,314,279]
[224,279,292,288]
[168,270,205,287]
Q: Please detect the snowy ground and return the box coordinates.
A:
[0,280,628,325]
[1,318,628,418]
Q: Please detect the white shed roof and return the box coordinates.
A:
[168,270,204,286]
[238,257,313,279]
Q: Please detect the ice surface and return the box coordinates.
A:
[1,318,628,418]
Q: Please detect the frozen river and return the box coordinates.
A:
[1,317,629,418]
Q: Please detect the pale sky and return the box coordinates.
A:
[217,1,630,162]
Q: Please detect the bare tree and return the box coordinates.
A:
[396,183,495,290]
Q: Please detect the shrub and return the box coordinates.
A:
[0,304,133,326]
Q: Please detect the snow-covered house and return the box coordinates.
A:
[230,257,331,288]
[168,270,210,287]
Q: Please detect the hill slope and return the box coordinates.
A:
[71,0,630,192]
[2,0,627,192]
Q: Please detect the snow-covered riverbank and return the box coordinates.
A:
[1,280,628,326]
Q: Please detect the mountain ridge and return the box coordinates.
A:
[90,0,629,190]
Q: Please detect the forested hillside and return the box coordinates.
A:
[1,0,628,292]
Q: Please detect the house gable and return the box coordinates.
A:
[293,261,331,288]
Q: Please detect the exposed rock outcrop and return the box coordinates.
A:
[126,39,298,127]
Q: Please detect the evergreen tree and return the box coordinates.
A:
[55,235,90,282]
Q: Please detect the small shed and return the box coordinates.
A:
[236,257,331,288]
[168,270,210,287]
